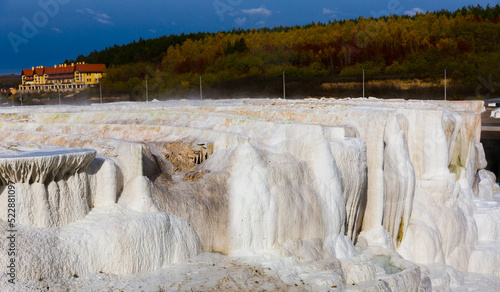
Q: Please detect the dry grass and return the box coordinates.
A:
[322,78,445,90]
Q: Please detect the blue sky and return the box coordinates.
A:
[0,0,498,75]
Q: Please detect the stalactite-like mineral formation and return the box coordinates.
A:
[0,98,498,291]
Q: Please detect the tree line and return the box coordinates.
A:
[66,4,500,98]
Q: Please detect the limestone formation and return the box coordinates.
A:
[0,98,498,291]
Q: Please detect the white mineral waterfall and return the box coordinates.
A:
[0,149,96,227]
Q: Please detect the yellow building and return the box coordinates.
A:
[0,88,16,96]
[19,62,107,93]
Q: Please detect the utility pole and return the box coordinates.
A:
[200,75,203,100]
[99,78,102,104]
[283,70,286,100]
[58,87,61,105]
[145,76,148,102]
[362,68,365,98]
[444,68,447,101]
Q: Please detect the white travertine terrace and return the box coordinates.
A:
[0,149,96,184]
[0,98,498,291]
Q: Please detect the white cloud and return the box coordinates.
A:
[322,8,338,17]
[51,27,62,33]
[96,17,112,25]
[404,7,424,16]
[149,29,157,33]
[256,20,266,27]
[242,6,272,18]
[77,8,113,25]
[235,17,246,26]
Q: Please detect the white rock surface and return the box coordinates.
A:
[0,204,201,279]
[0,149,95,184]
[0,98,497,291]
[0,149,96,227]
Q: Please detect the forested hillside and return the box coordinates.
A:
[67,5,500,99]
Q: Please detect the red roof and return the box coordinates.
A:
[34,68,44,76]
[76,64,107,73]
[45,66,75,75]
[21,63,106,77]
[22,69,34,76]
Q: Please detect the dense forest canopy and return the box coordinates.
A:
[64,5,500,98]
